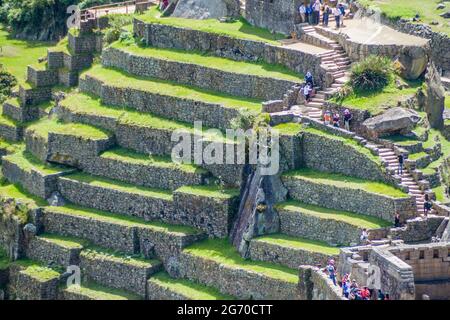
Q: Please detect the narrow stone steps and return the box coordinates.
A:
[147,272,235,300]
[248,234,340,269]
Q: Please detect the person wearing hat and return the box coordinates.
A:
[343,108,352,131]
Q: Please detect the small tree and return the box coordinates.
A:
[0,65,17,102]
[350,55,394,92]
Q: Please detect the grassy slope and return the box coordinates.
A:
[81,65,262,112]
[283,168,407,198]
[184,239,298,283]
[111,41,302,82]
[136,7,285,45]
[254,234,341,255]
[359,0,450,36]
[331,79,422,115]
[0,25,54,82]
[150,272,234,300]
[277,201,391,229]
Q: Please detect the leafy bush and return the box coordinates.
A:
[350,55,394,92]
[0,65,17,102]
[103,14,134,44]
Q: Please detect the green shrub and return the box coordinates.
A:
[0,65,17,102]
[350,55,394,92]
[103,14,134,44]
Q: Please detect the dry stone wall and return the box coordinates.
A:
[134,19,329,86]
[102,46,297,101]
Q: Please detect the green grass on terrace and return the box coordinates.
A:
[0,183,47,207]
[176,185,240,200]
[408,151,428,161]
[102,147,206,174]
[4,147,69,175]
[46,203,201,235]
[0,248,9,270]
[445,94,450,110]
[81,246,159,268]
[63,172,173,201]
[81,65,262,112]
[184,238,298,283]
[254,234,341,255]
[60,92,235,143]
[276,201,391,229]
[330,79,422,115]
[20,263,60,282]
[39,233,85,249]
[283,168,408,198]
[136,6,285,45]
[150,272,234,300]
[111,41,302,82]
[274,123,382,165]
[358,0,450,36]
[64,281,141,300]
[385,134,421,146]
[0,24,55,82]
[26,118,111,141]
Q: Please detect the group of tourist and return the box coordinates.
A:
[322,109,352,130]
[299,0,349,29]
[325,259,391,300]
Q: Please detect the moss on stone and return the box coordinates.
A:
[276,201,391,229]
[111,41,302,82]
[184,238,299,284]
[0,183,47,207]
[149,272,234,300]
[253,234,340,255]
[136,6,285,45]
[0,248,10,270]
[283,168,408,198]
[81,65,262,112]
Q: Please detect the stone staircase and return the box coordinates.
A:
[299,24,352,121]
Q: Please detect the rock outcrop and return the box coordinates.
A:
[397,46,429,80]
[419,62,445,129]
[361,107,421,139]
[172,0,241,19]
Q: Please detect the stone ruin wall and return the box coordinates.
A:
[245,0,303,35]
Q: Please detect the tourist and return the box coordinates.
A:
[360,286,371,300]
[342,278,350,298]
[377,289,385,300]
[322,4,331,27]
[394,212,401,228]
[306,4,314,25]
[384,293,390,300]
[332,112,340,127]
[326,259,337,286]
[313,0,321,25]
[299,3,307,23]
[397,153,404,175]
[360,228,369,243]
[160,0,169,11]
[424,194,432,217]
[303,83,312,103]
[338,3,346,27]
[333,6,341,29]
[324,109,332,125]
[343,108,352,131]
[305,71,314,87]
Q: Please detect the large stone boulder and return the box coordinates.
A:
[419,62,446,129]
[172,0,241,19]
[397,46,429,80]
[361,107,421,139]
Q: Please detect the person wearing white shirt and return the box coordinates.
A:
[299,4,306,23]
